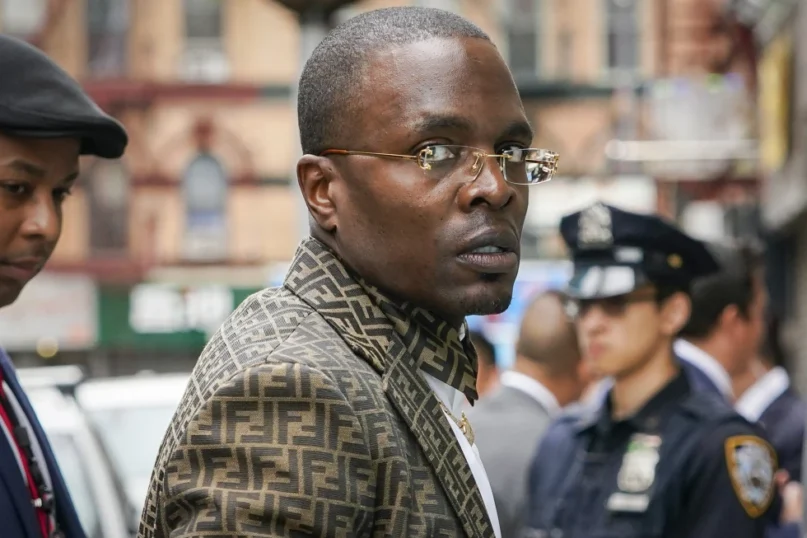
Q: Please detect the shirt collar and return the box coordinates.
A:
[499,371,560,416]
[673,338,734,399]
[357,277,479,403]
[735,366,790,422]
[587,372,690,436]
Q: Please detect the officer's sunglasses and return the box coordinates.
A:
[564,287,658,320]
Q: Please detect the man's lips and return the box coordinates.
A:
[457,229,519,274]
[0,258,46,282]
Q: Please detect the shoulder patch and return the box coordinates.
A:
[724,435,777,518]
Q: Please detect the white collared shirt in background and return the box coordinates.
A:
[674,338,734,400]
[735,366,790,422]
[499,370,560,416]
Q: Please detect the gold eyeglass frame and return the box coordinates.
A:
[320,145,560,185]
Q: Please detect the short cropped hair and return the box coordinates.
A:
[679,239,765,339]
[297,7,491,156]
[517,290,580,376]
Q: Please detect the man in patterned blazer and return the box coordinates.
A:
[140,7,559,538]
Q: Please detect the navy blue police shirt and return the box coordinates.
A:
[524,371,780,538]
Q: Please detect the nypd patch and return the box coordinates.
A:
[725,435,776,518]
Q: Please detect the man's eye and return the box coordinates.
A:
[53,187,73,202]
[499,145,528,160]
[0,182,29,196]
[423,145,459,162]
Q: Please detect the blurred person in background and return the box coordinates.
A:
[675,240,767,401]
[468,289,586,538]
[0,35,127,538]
[470,330,500,399]
[140,7,559,538]
[524,203,786,538]
[735,315,806,483]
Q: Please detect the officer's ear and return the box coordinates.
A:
[659,291,691,336]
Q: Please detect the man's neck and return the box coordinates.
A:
[611,346,678,420]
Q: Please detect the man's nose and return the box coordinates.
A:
[459,155,516,211]
[20,192,60,242]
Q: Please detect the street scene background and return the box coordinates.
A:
[0,0,801,536]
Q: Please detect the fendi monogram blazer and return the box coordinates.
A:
[138,238,496,538]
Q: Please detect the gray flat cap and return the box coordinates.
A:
[0,34,128,158]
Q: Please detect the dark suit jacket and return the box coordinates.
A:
[759,388,806,482]
[139,238,496,538]
[0,349,86,538]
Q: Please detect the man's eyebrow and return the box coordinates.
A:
[2,159,46,178]
[410,114,475,135]
[500,120,535,143]
[0,159,79,184]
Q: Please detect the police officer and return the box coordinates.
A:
[523,203,783,538]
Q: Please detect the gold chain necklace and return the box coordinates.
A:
[439,401,475,445]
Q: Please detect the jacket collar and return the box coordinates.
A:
[283,237,493,538]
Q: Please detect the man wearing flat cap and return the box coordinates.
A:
[523,203,785,538]
[0,34,128,538]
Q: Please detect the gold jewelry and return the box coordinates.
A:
[439,401,475,445]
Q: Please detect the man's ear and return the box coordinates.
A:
[297,155,339,232]
[718,304,742,333]
[661,292,692,336]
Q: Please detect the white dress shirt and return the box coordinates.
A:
[674,338,734,400]
[422,371,502,538]
[499,370,560,416]
[735,366,790,422]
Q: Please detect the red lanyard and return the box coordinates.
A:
[0,373,51,538]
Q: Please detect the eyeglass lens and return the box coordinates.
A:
[417,145,556,185]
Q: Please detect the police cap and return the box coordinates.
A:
[0,34,127,158]
[560,202,720,299]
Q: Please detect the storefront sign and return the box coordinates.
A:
[98,284,260,350]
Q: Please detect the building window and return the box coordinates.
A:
[183,153,228,261]
[86,0,129,78]
[86,160,130,255]
[1,0,47,40]
[605,0,640,76]
[506,0,540,78]
[557,28,573,80]
[180,0,228,82]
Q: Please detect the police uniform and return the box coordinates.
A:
[523,203,780,538]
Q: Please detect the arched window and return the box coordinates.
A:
[182,152,228,260]
[87,159,130,255]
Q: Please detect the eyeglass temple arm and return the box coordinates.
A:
[319,149,418,161]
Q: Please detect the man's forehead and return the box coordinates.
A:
[358,38,527,136]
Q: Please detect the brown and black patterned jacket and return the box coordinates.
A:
[138,238,496,538]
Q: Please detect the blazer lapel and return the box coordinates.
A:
[381,335,493,538]
[0,353,45,537]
